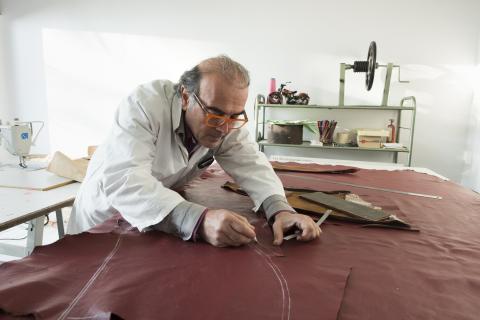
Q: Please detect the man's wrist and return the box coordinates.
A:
[192,208,209,242]
[154,201,207,241]
[261,194,296,223]
[272,210,296,222]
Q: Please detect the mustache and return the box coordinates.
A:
[210,132,225,139]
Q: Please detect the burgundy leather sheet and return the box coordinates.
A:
[0,220,349,319]
[191,165,480,319]
[1,163,480,319]
[272,165,480,320]
[0,166,352,320]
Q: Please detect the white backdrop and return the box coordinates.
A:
[0,14,9,119]
[42,30,229,157]
[0,0,479,185]
[461,35,480,191]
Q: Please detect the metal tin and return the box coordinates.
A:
[268,124,303,144]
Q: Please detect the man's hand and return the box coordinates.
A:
[200,209,256,247]
[272,211,321,246]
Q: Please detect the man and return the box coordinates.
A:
[67,55,321,247]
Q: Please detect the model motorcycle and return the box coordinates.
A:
[267,82,310,105]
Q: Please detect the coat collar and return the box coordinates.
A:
[172,92,183,132]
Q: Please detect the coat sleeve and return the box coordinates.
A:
[101,95,185,231]
[214,127,287,213]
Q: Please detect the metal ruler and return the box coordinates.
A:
[278,173,442,200]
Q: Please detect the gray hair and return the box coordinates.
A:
[176,55,250,98]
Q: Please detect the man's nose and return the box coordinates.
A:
[216,121,230,134]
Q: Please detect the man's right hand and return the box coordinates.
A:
[199,209,256,247]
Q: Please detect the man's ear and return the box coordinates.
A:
[180,85,189,111]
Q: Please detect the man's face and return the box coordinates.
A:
[182,73,248,149]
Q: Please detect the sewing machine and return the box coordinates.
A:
[0,120,44,168]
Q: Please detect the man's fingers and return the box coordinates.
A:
[201,209,258,247]
[223,227,252,246]
[232,213,255,231]
[227,222,254,245]
[230,216,256,239]
[296,219,321,241]
[222,212,257,246]
[215,232,238,247]
[272,221,284,246]
[232,212,251,224]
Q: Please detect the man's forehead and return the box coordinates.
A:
[200,72,234,91]
[199,74,248,111]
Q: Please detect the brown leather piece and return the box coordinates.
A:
[222,181,413,229]
[223,180,350,218]
[271,161,359,174]
[286,190,355,218]
[300,191,390,221]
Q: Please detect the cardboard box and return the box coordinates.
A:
[356,129,389,148]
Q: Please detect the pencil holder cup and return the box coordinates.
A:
[320,135,333,145]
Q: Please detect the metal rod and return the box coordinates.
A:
[394,65,410,83]
[339,63,346,106]
[254,100,260,146]
[395,108,401,164]
[315,209,332,226]
[401,96,416,167]
[262,104,266,143]
[381,63,393,106]
[278,173,442,199]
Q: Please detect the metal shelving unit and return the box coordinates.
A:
[254,97,417,166]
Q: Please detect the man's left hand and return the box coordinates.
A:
[272,211,321,246]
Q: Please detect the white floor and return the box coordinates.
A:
[0,209,70,262]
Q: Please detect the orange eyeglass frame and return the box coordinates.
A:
[192,92,248,129]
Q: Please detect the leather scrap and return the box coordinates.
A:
[222,181,249,196]
[47,151,89,182]
[271,161,359,174]
[300,192,390,221]
[222,181,413,229]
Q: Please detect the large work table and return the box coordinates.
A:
[0,163,479,319]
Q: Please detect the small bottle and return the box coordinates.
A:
[387,119,396,143]
[269,78,277,93]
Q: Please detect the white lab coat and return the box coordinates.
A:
[67,80,285,234]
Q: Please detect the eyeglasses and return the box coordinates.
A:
[192,92,248,129]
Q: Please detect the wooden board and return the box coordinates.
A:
[0,169,74,191]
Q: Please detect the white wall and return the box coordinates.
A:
[461,31,480,191]
[0,13,10,120]
[0,0,479,183]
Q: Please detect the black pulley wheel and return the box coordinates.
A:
[352,41,377,91]
[365,41,377,90]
